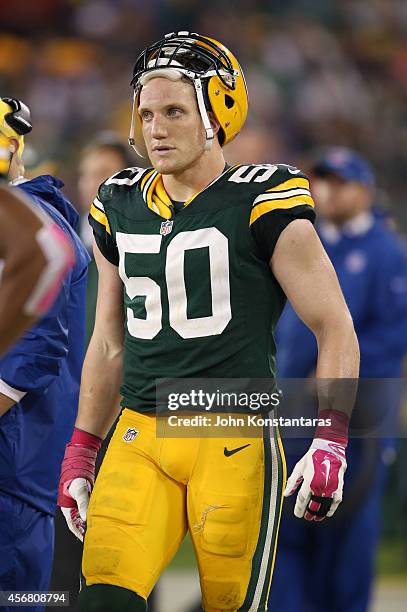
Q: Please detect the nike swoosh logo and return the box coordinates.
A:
[321,458,331,488]
[224,444,251,457]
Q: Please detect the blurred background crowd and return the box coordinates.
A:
[1,0,407,228]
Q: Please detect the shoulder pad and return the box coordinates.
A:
[266,164,310,190]
[98,167,151,202]
[227,163,309,190]
[226,164,312,211]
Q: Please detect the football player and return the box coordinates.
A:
[0,114,74,355]
[59,33,359,612]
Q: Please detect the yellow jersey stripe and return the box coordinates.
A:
[92,197,105,213]
[143,165,242,216]
[249,196,314,226]
[89,203,111,235]
[146,173,172,219]
[143,170,158,203]
[225,164,241,175]
[141,169,155,191]
[266,177,309,192]
[253,188,311,206]
[154,177,173,219]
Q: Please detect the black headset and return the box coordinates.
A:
[2,97,32,136]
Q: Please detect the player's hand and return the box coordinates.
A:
[57,428,102,541]
[60,477,91,541]
[284,438,347,521]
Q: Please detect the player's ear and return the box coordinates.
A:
[9,138,19,156]
[208,111,220,136]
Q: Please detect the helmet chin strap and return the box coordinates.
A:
[193,77,214,151]
[128,90,143,157]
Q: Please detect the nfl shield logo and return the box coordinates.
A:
[122,428,139,443]
[160,220,173,236]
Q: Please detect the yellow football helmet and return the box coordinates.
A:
[129,31,248,157]
[0,97,32,157]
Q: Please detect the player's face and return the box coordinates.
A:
[78,149,125,213]
[138,77,207,174]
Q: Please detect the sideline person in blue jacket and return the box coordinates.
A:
[269,148,407,612]
[0,98,90,611]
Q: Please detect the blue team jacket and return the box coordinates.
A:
[277,213,407,378]
[0,176,90,515]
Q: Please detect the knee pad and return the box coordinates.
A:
[79,584,147,612]
[197,494,252,557]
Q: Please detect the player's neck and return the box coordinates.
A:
[161,152,226,202]
[8,155,24,183]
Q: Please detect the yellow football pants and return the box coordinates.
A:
[83,409,286,611]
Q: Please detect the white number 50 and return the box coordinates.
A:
[116,228,231,340]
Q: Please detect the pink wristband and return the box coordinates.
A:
[71,427,102,450]
[314,409,349,446]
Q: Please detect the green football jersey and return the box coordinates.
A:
[89,163,315,412]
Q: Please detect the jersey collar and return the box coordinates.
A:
[140,165,238,220]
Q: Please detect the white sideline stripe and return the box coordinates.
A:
[0,378,27,402]
[253,188,311,205]
[248,422,279,611]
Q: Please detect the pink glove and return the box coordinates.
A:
[58,427,102,541]
[284,409,348,521]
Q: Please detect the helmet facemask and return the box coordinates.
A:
[0,97,32,176]
[129,32,246,159]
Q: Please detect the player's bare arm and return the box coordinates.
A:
[75,237,124,439]
[58,237,124,540]
[272,218,360,521]
[271,218,359,381]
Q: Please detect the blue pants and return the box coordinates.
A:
[268,439,386,612]
[0,492,54,612]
